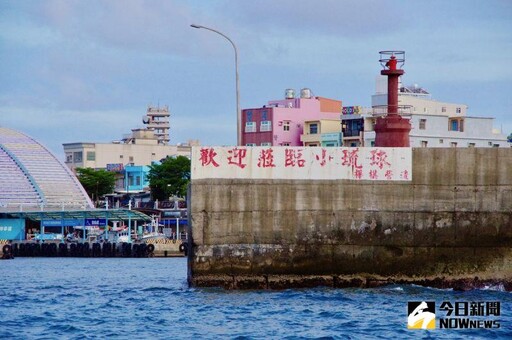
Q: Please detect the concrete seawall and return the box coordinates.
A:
[188,148,512,290]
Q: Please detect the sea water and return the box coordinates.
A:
[0,258,510,339]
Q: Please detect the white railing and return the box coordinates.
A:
[372,105,413,117]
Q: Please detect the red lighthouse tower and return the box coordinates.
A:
[374,51,411,147]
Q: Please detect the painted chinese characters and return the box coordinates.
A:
[199,148,220,167]
[227,148,248,169]
[285,149,306,167]
[192,147,412,181]
[369,149,391,169]
[314,149,334,167]
[341,148,363,174]
[257,149,276,168]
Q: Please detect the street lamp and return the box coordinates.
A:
[190,24,241,145]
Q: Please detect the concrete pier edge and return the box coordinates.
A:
[189,148,512,290]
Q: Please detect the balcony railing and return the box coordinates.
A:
[343,130,361,137]
[372,105,413,117]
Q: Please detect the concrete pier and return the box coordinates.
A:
[188,148,512,290]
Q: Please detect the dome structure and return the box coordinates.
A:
[0,127,93,211]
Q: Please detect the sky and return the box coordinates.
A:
[1,0,511,157]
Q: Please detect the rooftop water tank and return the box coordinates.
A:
[285,88,295,99]
[300,88,312,99]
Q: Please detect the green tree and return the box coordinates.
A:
[147,156,191,200]
[75,168,116,205]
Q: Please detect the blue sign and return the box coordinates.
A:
[163,219,188,225]
[85,218,107,227]
[42,219,81,227]
[0,219,25,240]
[41,220,61,227]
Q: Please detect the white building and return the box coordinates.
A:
[142,105,171,144]
[348,77,510,148]
[406,113,505,148]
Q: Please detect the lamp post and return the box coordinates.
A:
[190,24,241,145]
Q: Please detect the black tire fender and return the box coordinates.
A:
[2,244,11,254]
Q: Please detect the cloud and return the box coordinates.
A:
[1,0,511,157]
[22,0,212,56]
[221,0,405,37]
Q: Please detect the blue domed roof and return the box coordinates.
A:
[0,127,93,211]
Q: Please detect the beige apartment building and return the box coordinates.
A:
[63,128,198,171]
[300,119,342,147]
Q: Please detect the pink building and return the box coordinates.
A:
[241,89,342,146]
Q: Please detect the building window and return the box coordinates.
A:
[308,143,318,147]
[468,143,476,148]
[129,156,134,163]
[120,155,124,159]
[260,142,272,146]
[439,139,444,144]
[488,142,493,146]
[281,142,290,146]
[419,119,426,130]
[136,176,141,186]
[423,107,427,113]
[66,153,73,163]
[449,119,464,132]
[246,110,253,121]
[370,141,375,147]
[245,122,256,133]
[260,121,272,132]
[456,107,462,114]
[493,144,499,148]
[73,152,83,163]
[442,107,446,113]
[283,121,290,131]
[86,151,96,161]
[421,141,428,147]
[309,123,318,134]
[246,143,256,146]
[450,142,457,147]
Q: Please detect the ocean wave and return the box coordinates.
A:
[3,258,511,338]
[141,286,184,294]
[480,284,506,292]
